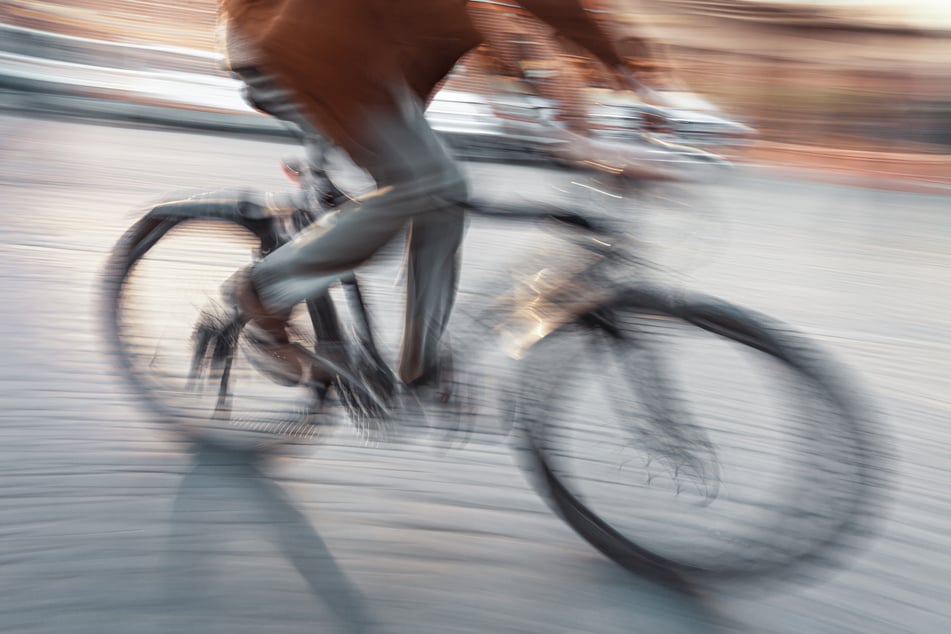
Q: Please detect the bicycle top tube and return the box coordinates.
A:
[461,199,614,236]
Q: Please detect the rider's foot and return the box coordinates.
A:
[225,267,311,387]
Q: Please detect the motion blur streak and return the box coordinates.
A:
[0,2,948,633]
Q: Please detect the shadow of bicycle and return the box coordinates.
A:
[153,437,736,634]
[157,443,376,633]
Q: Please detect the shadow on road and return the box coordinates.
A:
[159,443,376,633]
[151,441,737,634]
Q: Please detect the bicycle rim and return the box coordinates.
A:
[515,286,887,581]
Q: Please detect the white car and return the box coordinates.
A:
[585,88,756,146]
[427,83,754,150]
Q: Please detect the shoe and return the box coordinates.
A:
[224,267,311,387]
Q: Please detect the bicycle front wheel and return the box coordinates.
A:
[514,285,889,581]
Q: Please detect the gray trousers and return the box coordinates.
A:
[251,83,468,385]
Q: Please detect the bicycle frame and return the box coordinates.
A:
[131,163,681,417]
[291,194,635,378]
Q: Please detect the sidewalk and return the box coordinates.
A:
[736,141,951,194]
[0,77,288,138]
[0,23,288,136]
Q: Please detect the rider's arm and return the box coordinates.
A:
[517,0,623,69]
[516,0,671,106]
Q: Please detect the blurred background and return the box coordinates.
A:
[2,0,950,180]
[1,2,949,634]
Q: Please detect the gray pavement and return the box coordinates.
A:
[1,113,950,633]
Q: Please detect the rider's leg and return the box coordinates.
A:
[243,83,467,385]
[398,209,465,385]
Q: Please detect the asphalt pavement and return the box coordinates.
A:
[1,113,949,633]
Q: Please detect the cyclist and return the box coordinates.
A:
[217,0,649,392]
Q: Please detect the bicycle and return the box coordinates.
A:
[103,134,889,586]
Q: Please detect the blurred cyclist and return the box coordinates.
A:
[217,0,650,392]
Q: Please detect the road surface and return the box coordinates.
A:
[1,113,949,633]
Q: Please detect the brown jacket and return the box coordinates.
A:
[220,0,622,161]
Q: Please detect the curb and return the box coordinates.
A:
[0,78,290,138]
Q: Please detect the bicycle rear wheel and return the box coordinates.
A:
[514,285,889,581]
[103,212,327,449]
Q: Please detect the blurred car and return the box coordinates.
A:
[425,87,563,161]
[585,88,756,147]
[426,83,755,164]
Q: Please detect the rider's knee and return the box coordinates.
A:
[391,157,468,207]
[433,167,469,205]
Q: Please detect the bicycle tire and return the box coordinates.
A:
[513,284,890,582]
[103,210,328,450]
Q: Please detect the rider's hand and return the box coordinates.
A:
[614,65,674,109]
[611,65,675,134]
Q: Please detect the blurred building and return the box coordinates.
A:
[638,0,951,149]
